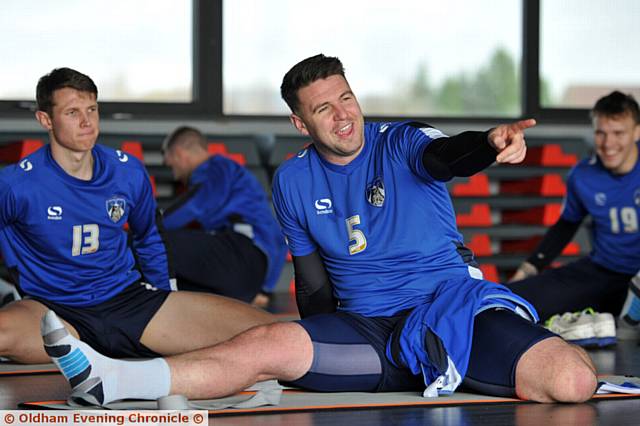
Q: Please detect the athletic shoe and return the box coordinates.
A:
[545,310,598,347]
[590,310,616,347]
[545,308,616,347]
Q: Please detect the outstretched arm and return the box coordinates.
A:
[422,119,536,181]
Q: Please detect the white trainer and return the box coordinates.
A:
[591,310,616,347]
[545,310,597,347]
[545,308,616,347]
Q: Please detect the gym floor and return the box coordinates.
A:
[1,294,639,426]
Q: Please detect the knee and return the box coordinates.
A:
[516,337,597,403]
[243,322,311,351]
[548,346,597,403]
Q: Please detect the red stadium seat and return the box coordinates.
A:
[501,203,562,226]
[466,234,493,256]
[456,204,493,227]
[521,144,578,167]
[479,264,499,282]
[500,174,566,196]
[452,174,491,196]
[120,140,145,162]
[208,142,247,166]
[0,139,44,162]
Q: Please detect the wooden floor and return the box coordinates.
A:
[1,295,640,426]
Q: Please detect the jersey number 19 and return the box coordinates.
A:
[609,207,638,234]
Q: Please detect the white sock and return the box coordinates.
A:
[620,276,640,326]
[41,310,171,406]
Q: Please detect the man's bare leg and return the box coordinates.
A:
[0,299,79,363]
[167,321,313,398]
[140,291,276,355]
[42,310,312,405]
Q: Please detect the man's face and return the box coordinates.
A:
[36,87,99,153]
[593,112,640,174]
[163,146,191,183]
[290,74,365,165]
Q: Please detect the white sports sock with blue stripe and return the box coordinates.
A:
[41,310,171,406]
[620,275,640,326]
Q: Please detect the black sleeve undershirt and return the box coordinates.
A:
[421,130,496,181]
[292,251,336,318]
[526,217,582,270]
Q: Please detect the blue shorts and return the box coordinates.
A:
[291,308,554,396]
[289,311,423,392]
[31,281,169,358]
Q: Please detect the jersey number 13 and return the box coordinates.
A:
[72,224,100,256]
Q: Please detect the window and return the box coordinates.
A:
[540,0,640,108]
[0,1,192,105]
[223,0,523,117]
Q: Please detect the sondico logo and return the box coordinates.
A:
[47,206,63,220]
[19,159,33,172]
[116,150,129,162]
[315,198,333,215]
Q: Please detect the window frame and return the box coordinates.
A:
[0,0,597,124]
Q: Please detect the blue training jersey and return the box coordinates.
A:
[162,155,287,293]
[562,144,640,274]
[0,144,171,307]
[272,121,477,316]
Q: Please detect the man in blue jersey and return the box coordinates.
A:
[43,56,596,405]
[0,68,274,365]
[509,91,640,338]
[160,126,287,306]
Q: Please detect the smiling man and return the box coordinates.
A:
[0,67,273,367]
[509,91,640,343]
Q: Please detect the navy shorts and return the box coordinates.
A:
[291,308,554,396]
[32,281,169,358]
[289,311,423,392]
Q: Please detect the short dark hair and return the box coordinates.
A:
[280,54,345,113]
[591,91,640,124]
[36,68,98,115]
[162,126,206,155]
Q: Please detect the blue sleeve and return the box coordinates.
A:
[0,179,17,230]
[272,170,316,257]
[127,168,172,290]
[388,123,447,182]
[162,164,229,231]
[161,185,210,230]
[560,168,587,223]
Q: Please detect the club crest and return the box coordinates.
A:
[106,197,126,223]
[366,177,385,207]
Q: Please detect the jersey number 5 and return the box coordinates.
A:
[609,207,638,234]
[72,224,100,256]
[346,215,367,255]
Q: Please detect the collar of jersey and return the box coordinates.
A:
[189,158,211,185]
[315,133,371,175]
[45,144,104,185]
